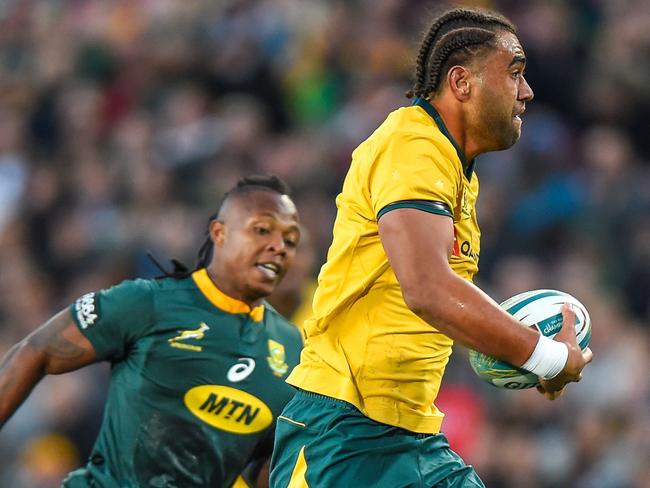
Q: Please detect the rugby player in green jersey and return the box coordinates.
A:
[0,175,303,488]
[269,7,593,488]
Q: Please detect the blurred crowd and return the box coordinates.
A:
[0,0,648,487]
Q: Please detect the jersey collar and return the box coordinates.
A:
[412,97,476,180]
[192,268,265,322]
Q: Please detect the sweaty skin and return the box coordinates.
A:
[435,31,533,160]
[380,30,590,395]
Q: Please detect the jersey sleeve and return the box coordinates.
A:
[69,279,155,361]
[370,131,461,221]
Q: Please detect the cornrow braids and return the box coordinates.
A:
[150,175,292,280]
[425,27,498,96]
[406,7,515,99]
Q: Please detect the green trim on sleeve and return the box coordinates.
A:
[377,200,453,221]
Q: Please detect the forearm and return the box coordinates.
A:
[0,310,97,429]
[380,208,586,391]
[379,209,540,368]
[0,341,47,428]
[407,270,539,367]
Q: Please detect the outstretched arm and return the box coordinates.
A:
[379,209,591,393]
[0,309,97,428]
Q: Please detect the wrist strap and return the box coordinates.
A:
[521,335,569,380]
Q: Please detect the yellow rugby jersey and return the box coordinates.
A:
[287,98,481,433]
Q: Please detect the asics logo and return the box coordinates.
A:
[227,358,256,382]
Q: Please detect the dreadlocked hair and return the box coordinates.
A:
[149,175,292,279]
[406,7,515,99]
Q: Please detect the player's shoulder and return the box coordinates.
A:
[366,106,450,155]
[98,275,195,304]
[147,275,197,292]
[383,105,440,137]
[100,276,155,297]
[72,277,158,329]
[386,104,430,128]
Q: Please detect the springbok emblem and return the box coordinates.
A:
[168,322,210,352]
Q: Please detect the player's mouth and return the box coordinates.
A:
[256,262,282,280]
[513,106,526,122]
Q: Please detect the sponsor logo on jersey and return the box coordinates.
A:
[451,229,479,263]
[459,240,480,262]
[452,228,460,257]
[74,293,99,329]
[267,339,288,377]
[184,385,273,434]
[227,358,256,383]
[168,322,209,352]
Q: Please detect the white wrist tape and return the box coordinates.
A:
[521,335,569,380]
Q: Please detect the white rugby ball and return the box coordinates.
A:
[468,289,591,389]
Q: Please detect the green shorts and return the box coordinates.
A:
[269,389,485,488]
[62,467,251,488]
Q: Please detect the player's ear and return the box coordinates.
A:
[209,220,226,247]
[448,66,472,101]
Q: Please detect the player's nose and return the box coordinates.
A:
[266,232,287,255]
[519,75,534,102]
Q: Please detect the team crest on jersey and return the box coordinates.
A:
[168,322,210,352]
[267,339,288,377]
[74,292,99,329]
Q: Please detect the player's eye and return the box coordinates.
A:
[254,226,271,235]
[284,237,298,248]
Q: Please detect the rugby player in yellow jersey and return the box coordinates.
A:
[270,7,593,488]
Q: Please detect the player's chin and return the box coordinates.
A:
[248,274,281,298]
[248,280,274,298]
[511,129,522,145]
[499,125,521,149]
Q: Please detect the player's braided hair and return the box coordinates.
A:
[149,175,292,279]
[406,7,515,99]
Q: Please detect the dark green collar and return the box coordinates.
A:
[412,97,475,180]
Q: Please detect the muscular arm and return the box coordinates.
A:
[379,209,539,367]
[0,309,97,428]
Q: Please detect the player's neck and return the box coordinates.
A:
[205,266,264,309]
[429,98,482,162]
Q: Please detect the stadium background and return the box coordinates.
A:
[0,1,648,486]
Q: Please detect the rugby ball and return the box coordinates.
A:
[468,289,591,389]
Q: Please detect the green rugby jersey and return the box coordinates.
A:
[66,268,303,488]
